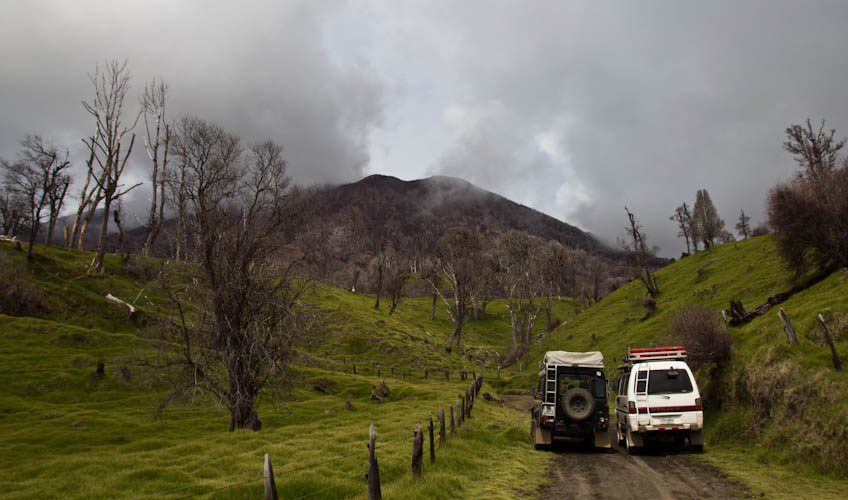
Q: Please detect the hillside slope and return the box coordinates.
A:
[510,234,848,496]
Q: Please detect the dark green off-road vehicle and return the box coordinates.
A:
[530,351,611,449]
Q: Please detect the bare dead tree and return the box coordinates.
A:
[670,202,695,254]
[735,209,751,239]
[539,240,574,325]
[623,206,659,297]
[383,252,408,315]
[783,119,845,184]
[1,135,72,259]
[495,231,545,362]
[153,122,314,431]
[0,185,28,237]
[82,60,141,272]
[428,227,482,352]
[140,79,171,256]
[344,206,365,292]
[165,124,191,260]
[67,140,102,249]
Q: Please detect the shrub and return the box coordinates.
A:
[750,223,771,237]
[0,250,45,317]
[667,305,732,368]
[769,121,848,275]
[768,167,848,275]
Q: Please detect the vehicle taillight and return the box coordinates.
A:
[695,398,702,411]
[628,401,636,414]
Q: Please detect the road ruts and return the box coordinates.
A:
[532,432,745,500]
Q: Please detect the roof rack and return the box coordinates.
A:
[625,346,687,363]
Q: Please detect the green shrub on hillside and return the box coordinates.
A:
[0,249,45,316]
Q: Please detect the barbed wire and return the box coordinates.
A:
[121,384,483,500]
[126,470,263,500]
[173,473,264,499]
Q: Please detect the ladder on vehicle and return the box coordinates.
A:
[545,365,557,404]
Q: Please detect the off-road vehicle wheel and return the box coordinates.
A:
[560,388,595,421]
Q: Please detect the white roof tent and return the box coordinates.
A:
[539,351,604,376]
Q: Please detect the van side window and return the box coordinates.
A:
[619,372,630,395]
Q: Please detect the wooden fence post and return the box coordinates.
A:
[449,403,455,434]
[264,453,278,500]
[437,407,446,444]
[818,314,843,371]
[368,424,381,500]
[466,388,472,419]
[353,364,357,375]
[459,395,465,424]
[412,423,423,477]
[425,368,428,380]
[445,368,450,381]
[428,414,436,463]
[778,308,799,344]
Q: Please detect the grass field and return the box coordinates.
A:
[1,235,847,498]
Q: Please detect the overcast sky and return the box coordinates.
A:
[3,1,848,256]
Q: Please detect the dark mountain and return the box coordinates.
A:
[310,174,605,253]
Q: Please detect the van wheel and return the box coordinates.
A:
[625,429,640,455]
[692,444,704,453]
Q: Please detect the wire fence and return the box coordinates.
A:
[126,372,485,499]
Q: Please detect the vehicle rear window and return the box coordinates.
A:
[591,379,606,399]
[648,369,693,394]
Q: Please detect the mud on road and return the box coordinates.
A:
[532,436,746,500]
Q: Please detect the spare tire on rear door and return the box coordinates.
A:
[561,388,595,420]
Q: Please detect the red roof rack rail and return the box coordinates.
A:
[626,346,687,363]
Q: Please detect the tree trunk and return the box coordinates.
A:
[229,391,262,431]
[374,260,383,309]
[430,292,437,320]
[448,310,464,352]
[94,195,112,273]
[77,187,103,250]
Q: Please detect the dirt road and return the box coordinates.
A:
[500,395,743,499]
[532,435,745,500]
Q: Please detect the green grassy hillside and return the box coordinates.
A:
[2,235,847,499]
[0,242,550,499]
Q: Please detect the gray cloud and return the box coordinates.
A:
[1,0,385,214]
[4,1,848,258]
[358,1,848,256]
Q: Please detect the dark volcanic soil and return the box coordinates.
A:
[532,433,747,500]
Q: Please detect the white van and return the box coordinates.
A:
[614,346,704,454]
